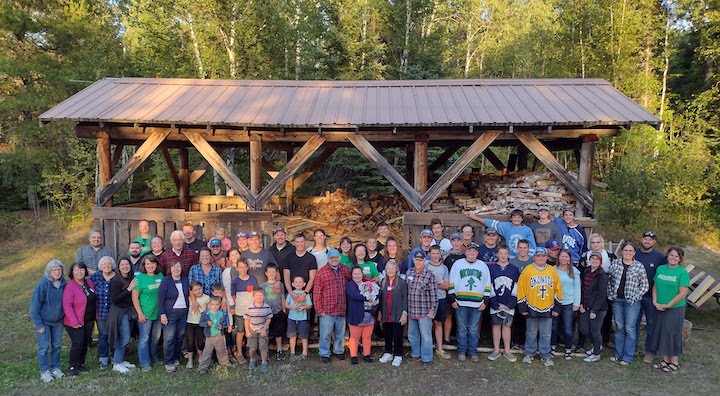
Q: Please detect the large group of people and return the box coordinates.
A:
[30,208,691,382]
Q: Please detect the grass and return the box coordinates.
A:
[1,214,719,395]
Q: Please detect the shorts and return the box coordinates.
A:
[434,298,447,322]
[287,319,309,339]
[246,331,269,352]
[268,311,287,338]
[491,311,514,327]
[233,315,245,335]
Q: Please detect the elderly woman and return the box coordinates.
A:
[377,260,408,367]
[608,241,649,365]
[89,256,116,369]
[108,257,137,373]
[63,262,96,376]
[158,260,189,373]
[30,259,67,382]
[132,254,164,372]
[346,266,377,365]
[651,247,690,373]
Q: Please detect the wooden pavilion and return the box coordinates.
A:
[39,78,660,254]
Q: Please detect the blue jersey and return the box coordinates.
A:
[484,219,537,258]
[552,216,587,263]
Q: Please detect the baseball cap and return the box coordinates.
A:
[535,247,548,255]
[249,231,260,239]
[545,240,561,250]
[450,232,462,240]
[465,242,480,251]
[589,252,602,260]
[420,229,433,237]
[538,206,551,212]
[413,250,426,260]
[209,238,222,247]
[273,226,286,234]
[235,231,248,239]
[642,231,656,239]
[484,227,498,235]
[327,248,340,258]
[561,206,575,214]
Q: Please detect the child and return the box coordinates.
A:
[230,258,258,364]
[260,263,287,361]
[185,281,210,369]
[244,289,273,373]
[285,276,312,361]
[487,246,520,362]
[211,227,232,252]
[198,297,232,374]
[211,283,234,361]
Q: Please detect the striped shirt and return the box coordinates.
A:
[244,302,273,332]
[75,245,115,272]
[406,267,438,319]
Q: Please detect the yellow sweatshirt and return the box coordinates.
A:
[517,264,563,318]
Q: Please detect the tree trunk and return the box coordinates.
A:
[400,0,411,75]
[186,11,205,78]
[659,8,671,134]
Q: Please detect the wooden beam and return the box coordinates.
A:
[414,135,428,194]
[285,148,294,213]
[405,143,414,184]
[161,148,180,189]
[110,143,125,171]
[183,131,256,209]
[515,132,594,211]
[517,145,529,171]
[189,148,225,186]
[576,138,595,215]
[420,132,500,211]
[348,135,421,211]
[250,135,263,195]
[178,148,189,210]
[293,147,338,189]
[255,135,326,210]
[97,130,113,207]
[96,130,170,207]
[482,148,506,171]
[428,145,461,174]
[261,157,279,178]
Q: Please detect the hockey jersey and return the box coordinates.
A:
[517,264,563,318]
[489,263,520,315]
[448,258,491,308]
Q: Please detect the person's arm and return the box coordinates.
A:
[199,311,210,328]
[428,275,438,318]
[346,282,366,302]
[29,283,45,331]
[158,278,169,324]
[283,268,293,298]
[306,268,317,293]
[244,317,252,337]
[517,270,528,315]
[399,281,408,325]
[447,266,457,307]
[637,265,650,297]
[552,271,563,316]
[313,274,325,315]
[131,288,147,323]
[466,212,487,223]
[572,269,582,309]
[62,285,82,328]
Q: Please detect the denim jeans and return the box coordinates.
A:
[318,315,346,357]
[455,306,481,356]
[635,296,656,354]
[408,316,433,362]
[37,323,63,373]
[112,312,131,365]
[162,308,188,365]
[96,319,109,365]
[551,304,575,350]
[525,317,553,359]
[138,319,162,368]
[613,299,642,362]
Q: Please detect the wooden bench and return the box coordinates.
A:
[683,263,720,308]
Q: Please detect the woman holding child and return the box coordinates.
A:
[346,266,378,365]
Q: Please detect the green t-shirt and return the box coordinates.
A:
[358,261,379,278]
[340,253,352,268]
[136,273,164,320]
[132,236,153,256]
[654,265,690,308]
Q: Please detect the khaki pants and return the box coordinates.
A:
[246,331,269,356]
[198,334,230,370]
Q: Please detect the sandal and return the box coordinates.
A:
[564,351,572,360]
[653,360,669,370]
[661,363,679,374]
[609,356,619,362]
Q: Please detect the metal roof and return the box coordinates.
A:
[39,77,660,129]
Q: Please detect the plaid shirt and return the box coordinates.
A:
[75,245,115,272]
[313,264,351,317]
[607,259,649,305]
[406,267,438,319]
[159,248,198,276]
[89,271,112,320]
[188,264,222,296]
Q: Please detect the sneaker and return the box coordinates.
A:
[67,367,79,377]
[321,356,331,364]
[77,365,88,374]
[406,355,421,364]
[112,364,129,373]
[586,349,594,356]
[100,361,109,370]
[165,364,176,373]
[487,351,501,361]
[249,360,257,370]
[277,350,286,361]
[522,356,533,364]
[259,363,269,373]
[379,353,393,363]
[470,354,480,363]
[121,361,136,369]
[198,369,207,375]
[392,356,402,367]
[40,371,54,383]
[334,353,345,361]
[422,361,430,370]
[436,350,451,360]
[543,358,555,367]
[584,355,600,363]
[351,357,359,365]
[186,360,194,369]
[236,355,247,365]
[504,352,517,362]
[141,366,152,373]
[51,368,65,379]
[565,349,573,360]
[363,355,373,363]
[289,354,306,362]
[457,354,467,362]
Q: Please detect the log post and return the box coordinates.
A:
[405,143,414,184]
[97,130,112,207]
[576,135,597,216]
[179,148,189,211]
[285,148,294,213]
[517,145,529,171]
[413,134,428,194]
[250,134,262,196]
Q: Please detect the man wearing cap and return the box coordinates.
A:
[545,240,561,266]
[551,206,588,265]
[529,207,563,246]
[207,238,227,267]
[406,229,434,273]
[235,231,250,252]
[478,227,500,265]
[635,231,665,362]
[447,242,491,363]
[443,232,465,347]
[182,223,206,255]
[517,247,562,367]
[406,250,439,369]
[269,227,294,274]
[159,229,198,276]
[313,248,351,363]
[242,231,277,285]
[76,228,115,275]
[131,219,154,256]
[467,209,537,259]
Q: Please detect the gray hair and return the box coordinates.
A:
[44,259,65,280]
[98,256,116,270]
[88,228,103,238]
[170,230,184,240]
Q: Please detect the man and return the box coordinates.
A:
[283,234,318,341]
[159,230,197,276]
[375,222,390,255]
[426,246,451,359]
[517,247,562,367]
[545,240,561,266]
[406,250,438,369]
[150,235,165,257]
[430,217,452,257]
[128,241,143,272]
[269,227,294,276]
[448,243,491,363]
[208,238,227,267]
[406,229,433,273]
[182,223,206,255]
[236,231,250,252]
[467,209,537,259]
[244,231,278,285]
[131,219,153,256]
[635,231,665,363]
[460,224,475,250]
[75,228,114,275]
[313,248,351,363]
[478,227,500,265]
[552,206,587,265]
[509,239,533,271]
[442,232,465,346]
[529,207,563,246]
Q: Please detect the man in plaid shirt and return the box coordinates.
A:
[159,230,198,276]
[406,250,438,369]
[313,248,351,363]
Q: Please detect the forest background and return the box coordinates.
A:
[1,0,720,245]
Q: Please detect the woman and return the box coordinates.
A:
[353,243,379,283]
[551,250,580,359]
[338,237,353,267]
[308,228,329,270]
[150,236,165,257]
[222,248,241,308]
[107,257,137,373]
[651,247,690,373]
[89,256,116,369]
[346,266,377,365]
[579,233,617,350]
[578,252,608,362]
[158,260,189,372]
[189,247,222,297]
[383,237,406,274]
[607,241,649,365]
[63,261,96,376]
[132,254,164,372]
[30,259,67,382]
[377,261,408,367]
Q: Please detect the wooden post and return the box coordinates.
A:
[179,148,189,211]
[250,135,262,196]
[285,148,294,213]
[97,130,112,207]
[414,135,428,194]
[577,135,597,215]
[517,145,529,170]
[405,143,414,184]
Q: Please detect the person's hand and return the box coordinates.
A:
[272,281,281,295]
[478,302,486,311]
[160,314,168,325]
[37,327,45,334]
[260,329,267,337]
[207,320,213,326]
[579,306,586,314]
[551,311,559,317]
[127,278,138,291]
[572,305,580,312]
[138,313,147,323]
[589,312,596,320]
[400,315,407,325]
[227,326,232,334]
[293,292,306,303]
[427,312,435,320]
[74,323,83,329]
[191,301,200,314]
[377,312,382,321]
[245,331,252,338]
[230,308,235,315]
[521,312,528,316]
[452,302,458,309]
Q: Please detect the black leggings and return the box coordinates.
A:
[382,322,405,357]
[185,323,206,353]
[579,310,607,355]
[65,321,94,369]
